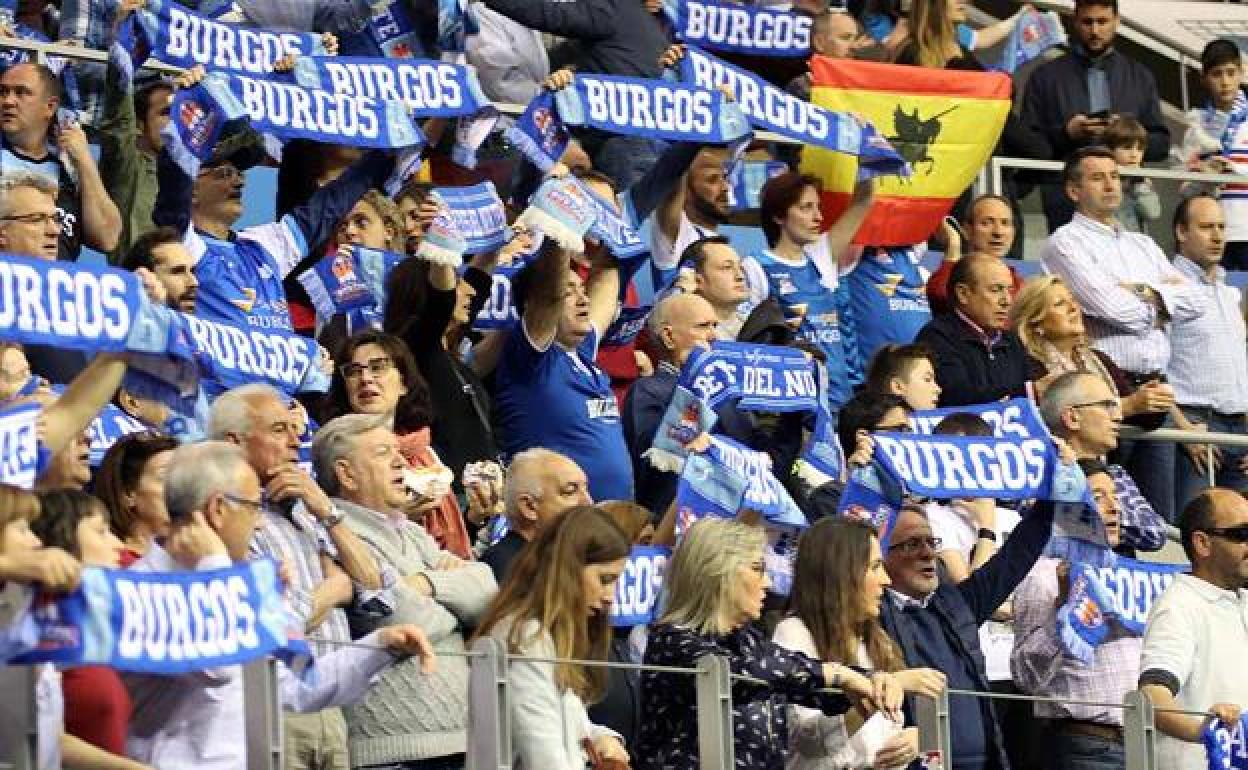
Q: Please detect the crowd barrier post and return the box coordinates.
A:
[0,665,38,770]
[913,686,952,767]
[243,658,283,770]
[468,637,512,770]
[694,654,735,770]
[1123,689,1158,770]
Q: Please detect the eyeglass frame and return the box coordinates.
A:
[889,535,943,556]
[1068,398,1122,414]
[339,356,397,381]
[1197,525,1248,544]
[0,211,60,228]
[221,492,265,515]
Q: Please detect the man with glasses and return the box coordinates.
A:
[879,490,1059,769]
[1140,488,1248,770]
[0,61,121,260]
[1012,458,1135,769]
[1040,371,1168,553]
[208,383,388,770]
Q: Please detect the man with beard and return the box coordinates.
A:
[122,226,199,314]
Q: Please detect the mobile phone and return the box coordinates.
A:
[1088,110,1111,121]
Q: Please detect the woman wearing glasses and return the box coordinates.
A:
[638,518,903,770]
[776,516,947,770]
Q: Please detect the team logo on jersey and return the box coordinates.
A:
[230,287,257,312]
[875,273,904,297]
[775,274,798,295]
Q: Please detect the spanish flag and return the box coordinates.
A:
[801,57,1011,246]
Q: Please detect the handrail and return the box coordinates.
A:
[1120,425,1248,450]
[986,155,1248,196]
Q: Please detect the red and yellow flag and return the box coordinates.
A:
[801,57,1011,246]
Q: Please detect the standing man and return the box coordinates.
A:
[1139,488,1248,770]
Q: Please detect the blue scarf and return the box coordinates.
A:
[472,262,524,332]
[1057,557,1186,664]
[678,46,906,178]
[292,56,489,118]
[181,312,330,396]
[603,305,652,348]
[728,160,787,212]
[610,546,671,627]
[0,403,41,489]
[505,91,570,173]
[12,559,312,674]
[297,246,403,334]
[515,176,599,252]
[131,0,329,75]
[991,8,1066,74]
[584,182,648,262]
[1205,714,1248,770]
[554,73,751,144]
[339,0,427,59]
[670,0,811,57]
[433,182,510,254]
[85,404,149,468]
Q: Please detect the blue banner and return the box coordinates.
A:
[679,47,906,178]
[299,248,376,327]
[1205,714,1248,770]
[12,559,311,674]
[672,0,812,57]
[992,8,1066,74]
[505,91,570,174]
[181,312,327,396]
[0,404,41,489]
[340,0,425,58]
[1057,557,1186,664]
[292,56,488,118]
[435,183,510,254]
[583,182,648,262]
[610,546,670,627]
[603,305,652,348]
[554,73,751,144]
[86,404,149,468]
[684,341,820,412]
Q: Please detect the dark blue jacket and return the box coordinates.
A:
[879,501,1055,770]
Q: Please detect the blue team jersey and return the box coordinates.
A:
[754,249,858,409]
[844,246,932,376]
[495,325,634,502]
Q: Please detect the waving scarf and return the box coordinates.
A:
[678,46,906,178]
[339,0,427,59]
[1205,714,1248,770]
[554,73,752,144]
[432,183,510,254]
[671,0,812,57]
[728,160,788,212]
[11,559,311,674]
[0,404,41,489]
[1057,557,1186,664]
[992,8,1066,74]
[292,56,488,119]
[505,91,570,173]
[514,176,599,252]
[610,546,671,627]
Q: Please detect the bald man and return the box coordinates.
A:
[786,11,863,100]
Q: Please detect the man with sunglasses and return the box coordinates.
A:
[1139,488,1248,770]
[879,490,1060,770]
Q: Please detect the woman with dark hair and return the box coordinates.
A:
[776,516,946,769]
[471,505,633,769]
[93,432,179,567]
[32,490,150,770]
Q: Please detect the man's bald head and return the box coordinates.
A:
[649,292,720,365]
[812,11,860,58]
[504,448,592,538]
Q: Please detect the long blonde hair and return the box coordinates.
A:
[659,518,767,636]
[906,0,958,68]
[473,506,630,702]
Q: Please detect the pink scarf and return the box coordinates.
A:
[396,427,473,560]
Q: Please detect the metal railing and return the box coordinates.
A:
[984,155,1248,199]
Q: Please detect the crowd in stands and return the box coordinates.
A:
[2,0,1248,768]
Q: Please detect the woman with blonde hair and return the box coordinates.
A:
[472,505,632,769]
[777,516,947,769]
[638,518,902,770]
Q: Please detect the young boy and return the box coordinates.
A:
[1105,115,1161,235]
[864,343,942,410]
[1181,38,1248,268]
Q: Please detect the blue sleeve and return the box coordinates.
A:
[836,281,863,386]
[956,24,975,50]
[286,150,396,254]
[862,12,893,43]
[957,500,1055,624]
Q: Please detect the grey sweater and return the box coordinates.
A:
[336,499,498,766]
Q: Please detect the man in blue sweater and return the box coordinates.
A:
[879,500,1057,770]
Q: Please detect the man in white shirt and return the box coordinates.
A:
[1139,488,1248,770]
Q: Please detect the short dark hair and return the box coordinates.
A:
[122,226,185,272]
[947,254,1001,303]
[1076,456,1110,480]
[1062,146,1117,187]
[961,194,1012,224]
[1074,0,1117,14]
[94,432,180,540]
[865,343,933,394]
[759,172,821,247]
[934,412,992,437]
[1201,38,1242,74]
[394,180,432,207]
[325,331,433,433]
[134,81,173,125]
[32,489,107,559]
[1172,193,1219,243]
[680,235,733,273]
[836,392,910,457]
[1178,490,1221,563]
[1104,115,1147,151]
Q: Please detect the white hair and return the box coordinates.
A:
[208,384,285,440]
[311,413,390,498]
[0,171,57,219]
[164,441,250,521]
[503,447,574,520]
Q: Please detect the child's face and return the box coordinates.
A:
[1204,62,1243,109]
[894,359,942,411]
[1112,144,1144,168]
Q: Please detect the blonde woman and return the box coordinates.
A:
[471,505,632,769]
[638,519,903,770]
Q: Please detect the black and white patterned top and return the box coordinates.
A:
[637,622,851,770]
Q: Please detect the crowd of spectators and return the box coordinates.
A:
[1,0,1248,768]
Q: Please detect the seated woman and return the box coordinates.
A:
[638,518,902,770]
[94,433,179,566]
[471,505,632,769]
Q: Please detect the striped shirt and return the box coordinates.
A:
[1182,94,1248,242]
[1167,255,1248,414]
[1041,213,1205,374]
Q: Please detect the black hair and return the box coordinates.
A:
[679,235,733,273]
[1172,193,1220,248]
[1062,146,1117,187]
[1178,491,1221,563]
[32,489,106,558]
[121,226,185,272]
[934,412,992,437]
[835,392,910,457]
[1201,38,1242,74]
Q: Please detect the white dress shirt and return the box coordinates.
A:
[1167,255,1248,414]
[1042,212,1206,374]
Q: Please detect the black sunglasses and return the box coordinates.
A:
[1200,525,1248,544]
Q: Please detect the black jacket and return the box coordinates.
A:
[1021,47,1170,162]
[916,312,1042,407]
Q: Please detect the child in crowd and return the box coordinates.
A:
[864,343,941,411]
[1105,116,1161,235]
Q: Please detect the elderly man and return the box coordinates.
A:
[481,447,592,582]
[125,440,435,770]
[1040,371,1167,553]
[209,383,386,770]
[312,413,497,769]
[1140,488,1248,770]
[927,195,1025,314]
[1042,146,1202,523]
[0,61,121,259]
[1012,458,1134,768]
[915,255,1041,407]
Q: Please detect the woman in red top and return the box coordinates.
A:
[32,489,137,763]
[94,433,178,567]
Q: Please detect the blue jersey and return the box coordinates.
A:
[495,325,633,502]
[844,246,931,377]
[754,249,860,409]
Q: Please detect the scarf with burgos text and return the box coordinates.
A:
[668,0,812,57]
[554,73,752,145]
[1057,557,1186,664]
[1205,713,1248,770]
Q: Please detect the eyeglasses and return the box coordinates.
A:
[889,536,942,556]
[197,164,242,182]
[222,492,264,515]
[340,357,396,380]
[0,212,59,228]
[1069,398,1121,414]
[1199,525,1248,544]
[876,422,913,433]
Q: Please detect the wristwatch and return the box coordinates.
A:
[976,528,998,543]
[322,507,346,530]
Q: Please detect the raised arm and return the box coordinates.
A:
[957,500,1055,624]
[822,177,875,264]
[41,353,128,455]
[520,242,571,349]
